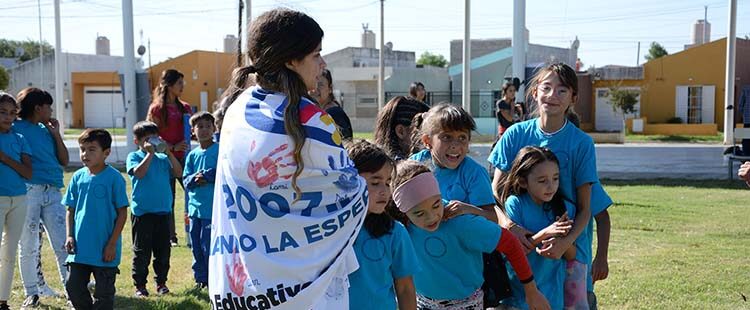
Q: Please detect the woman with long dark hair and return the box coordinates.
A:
[210,9,367,309]
[146,69,192,246]
[311,69,352,140]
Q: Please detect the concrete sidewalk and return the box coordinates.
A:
[65,139,736,180]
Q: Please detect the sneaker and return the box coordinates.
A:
[22,295,39,308]
[134,286,149,298]
[87,281,96,294]
[0,303,10,310]
[156,284,170,295]
[170,241,179,247]
[38,284,63,298]
[195,282,207,290]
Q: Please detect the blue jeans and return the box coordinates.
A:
[189,217,210,283]
[18,184,67,296]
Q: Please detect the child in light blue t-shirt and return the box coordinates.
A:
[62,129,128,309]
[182,112,219,289]
[499,146,578,310]
[346,140,419,310]
[410,103,497,223]
[0,93,32,309]
[126,121,182,297]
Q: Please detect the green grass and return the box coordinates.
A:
[625,133,723,143]
[8,176,750,309]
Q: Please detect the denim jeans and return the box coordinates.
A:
[0,195,27,301]
[189,217,210,283]
[18,184,68,296]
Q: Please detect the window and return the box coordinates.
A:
[687,86,702,124]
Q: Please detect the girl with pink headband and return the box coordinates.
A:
[388,160,550,310]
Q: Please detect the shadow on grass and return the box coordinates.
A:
[113,287,210,310]
[602,178,748,190]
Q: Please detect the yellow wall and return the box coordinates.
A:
[148,50,238,112]
[71,72,120,128]
[641,39,726,127]
[625,117,717,135]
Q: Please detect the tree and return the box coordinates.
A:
[608,86,639,132]
[644,42,668,61]
[0,39,54,63]
[0,66,8,91]
[417,51,448,68]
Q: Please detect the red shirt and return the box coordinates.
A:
[148,101,192,159]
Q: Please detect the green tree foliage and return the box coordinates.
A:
[644,42,668,61]
[608,86,639,119]
[417,51,448,68]
[0,66,8,90]
[0,39,55,63]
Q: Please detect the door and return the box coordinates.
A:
[675,86,689,123]
[84,86,124,128]
[701,85,715,124]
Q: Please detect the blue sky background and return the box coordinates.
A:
[1,0,748,68]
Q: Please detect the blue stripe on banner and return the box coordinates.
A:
[244,102,340,148]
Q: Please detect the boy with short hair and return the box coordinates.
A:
[63,128,128,309]
[127,121,182,297]
[183,112,218,289]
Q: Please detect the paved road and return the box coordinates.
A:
[65,140,736,180]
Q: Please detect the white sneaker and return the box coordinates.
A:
[87,281,96,294]
[38,284,63,298]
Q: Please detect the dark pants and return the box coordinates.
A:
[189,217,211,283]
[65,263,118,310]
[131,213,171,287]
[168,157,187,244]
[743,123,750,156]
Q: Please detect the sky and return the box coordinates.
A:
[1,0,749,69]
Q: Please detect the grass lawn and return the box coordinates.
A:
[8,176,750,309]
[625,133,723,144]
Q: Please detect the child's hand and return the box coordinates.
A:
[592,256,609,283]
[173,141,189,152]
[442,200,474,220]
[538,219,573,240]
[144,141,156,154]
[103,243,117,262]
[524,286,551,310]
[508,222,535,253]
[537,237,573,259]
[739,162,750,186]
[44,118,61,135]
[65,237,76,254]
[195,172,206,185]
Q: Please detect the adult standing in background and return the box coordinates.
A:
[495,81,518,137]
[311,69,353,140]
[146,69,193,247]
[409,81,428,105]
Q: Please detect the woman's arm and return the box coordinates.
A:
[394,276,416,310]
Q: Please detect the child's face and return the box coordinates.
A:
[405,195,444,232]
[534,72,576,119]
[35,103,53,122]
[423,129,470,169]
[360,163,393,214]
[0,102,16,132]
[520,160,560,205]
[79,141,110,169]
[193,119,216,143]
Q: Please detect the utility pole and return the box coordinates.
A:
[245,0,252,65]
[53,0,64,132]
[636,41,641,66]
[378,0,384,110]
[122,0,137,150]
[462,0,471,113]
[723,0,737,144]
[38,0,44,88]
[512,0,526,105]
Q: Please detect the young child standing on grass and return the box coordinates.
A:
[499,146,578,310]
[0,92,32,310]
[127,121,182,297]
[63,129,128,310]
[409,103,498,223]
[346,140,419,310]
[182,112,218,290]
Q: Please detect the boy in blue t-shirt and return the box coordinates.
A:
[62,129,128,309]
[182,112,218,289]
[126,121,182,297]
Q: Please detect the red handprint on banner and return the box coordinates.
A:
[247,141,295,187]
[225,251,248,296]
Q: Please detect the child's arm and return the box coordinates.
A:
[539,183,592,259]
[103,207,128,262]
[0,151,32,180]
[442,200,498,223]
[65,208,76,254]
[528,213,574,247]
[45,118,69,166]
[166,149,183,178]
[131,152,155,179]
[394,276,416,310]
[563,242,577,261]
[496,227,551,310]
[592,210,611,283]
[492,168,535,250]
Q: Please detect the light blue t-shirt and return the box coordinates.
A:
[0,131,32,196]
[407,214,501,300]
[12,120,63,187]
[349,221,420,310]
[126,150,173,216]
[502,194,576,310]
[410,149,495,207]
[183,143,218,219]
[62,165,129,267]
[578,182,613,292]
[488,118,599,206]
